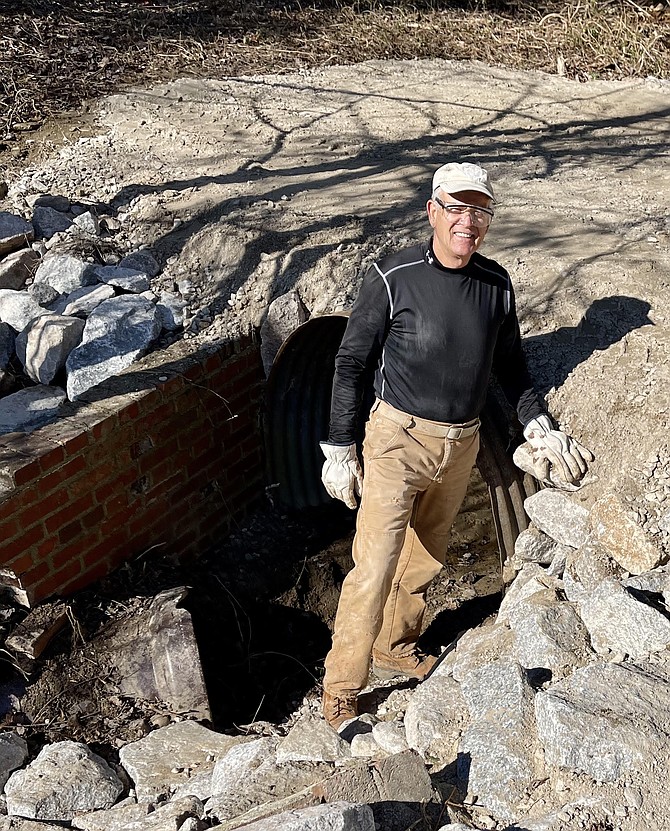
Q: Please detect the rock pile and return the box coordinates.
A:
[1,484,668,830]
[0,201,189,433]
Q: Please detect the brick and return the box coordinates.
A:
[39,445,66,473]
[0,518,19,544]
[80,504,105,531]
[16,489,69,531]
[82,532,128,570]
[58,519,83,545]
[91,414,119,440]
[94,469,135,503]
[0,490,41,524]
[159,375,184,396]
[203,353,222,374]
[13,459,44,487]
[0,523,46,561]
[20,560,50,588]
[35,558,83,601]
[44,493,94,534]
[140,400,175,425]
[51,543,81,571]
[117,400,142,423]
[104,493,131,521]
[37,456,86,496]
[68,465,120,500]
[64,432,89,456]
[36,536,57,560]
[3,550,35,575]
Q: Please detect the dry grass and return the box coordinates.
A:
[1,0,669,153]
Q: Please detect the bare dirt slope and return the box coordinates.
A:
[7,59,670,509]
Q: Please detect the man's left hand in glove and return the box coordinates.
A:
[523,414,594,487]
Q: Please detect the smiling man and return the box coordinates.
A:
[318,161,594,730]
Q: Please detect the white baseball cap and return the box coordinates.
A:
[432,162,495,201]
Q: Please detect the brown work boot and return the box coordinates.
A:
[322,690,359,730]
[372,649,437,681]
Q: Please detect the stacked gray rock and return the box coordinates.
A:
[0,200,188,432]
[2,475,669,831]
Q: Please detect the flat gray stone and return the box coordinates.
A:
[512,525,559,567]
[260,290,308,374]
[591,493,665,574]
[205,756,329,824]
[460,660,535,728]
[94,587,210,723]
[0,249,40,290]
[26,194,71,212]
[157,291,187,331]
[0,386,67,434]
[0,288,50,331]
[27,281,62,308]
[33,253,96,295]
[72,211,100,237]
[105,796,204,831]
[71,801,152,831]
[523,490,590,548]
[371,721,408,755]
[0,212,34,256]
[54,284,116,317]
[497,567,559,625]
[16,314,85,384]
[211,737,277,798]
[32,206,73,239]
[562,543,624,604]
[505,589,593,676]
[404,671,468,760]
[576,577,670,657]
[451,622,516,681]
[119,721,246,802]
[119,250,161,277]
[0,733,28,790]
[94,265,150,293]
[350,732,384,757]
[66,295,161,400]
[313,751,433,816]
[624,566,670,606]
[458,721,535,823]
[458,661,537,822]
[236,801,375,831]
[535,661,670,783]
[4,740,123,821]
[276,713,350,763]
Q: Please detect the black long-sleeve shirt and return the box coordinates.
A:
[328,241,545,445]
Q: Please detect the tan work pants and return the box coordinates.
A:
[323,399,480,695]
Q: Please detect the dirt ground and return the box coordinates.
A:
[3,59,670,791]
[6,59,670,512]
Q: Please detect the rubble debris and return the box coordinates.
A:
[94,587,211,723]
[119,721,248,802]
[5,600,70,661]
[4,741,123,821]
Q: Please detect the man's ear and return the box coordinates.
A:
[426,199,437,228]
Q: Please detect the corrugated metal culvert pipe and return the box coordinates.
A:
[265,314,539,563]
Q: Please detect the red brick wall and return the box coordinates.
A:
[0,334,265,605]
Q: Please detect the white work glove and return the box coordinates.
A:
[320,442,363,510]
[523,414,594,487]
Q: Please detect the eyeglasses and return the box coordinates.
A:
[433,197,494,227]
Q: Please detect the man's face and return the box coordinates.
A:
[426,188,492,268]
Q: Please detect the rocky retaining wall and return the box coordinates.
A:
[0,335,264,605]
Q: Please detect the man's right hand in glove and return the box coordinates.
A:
[320,442,364,510]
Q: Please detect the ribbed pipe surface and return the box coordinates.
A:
[265,315,538,561]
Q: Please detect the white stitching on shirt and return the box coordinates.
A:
[472,260,511,315]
